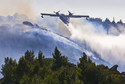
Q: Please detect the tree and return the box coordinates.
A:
[24,50,35,64]
[52,47,68,70]
[77,52,99,84]
[1,50,125,84]
[58,66,76,84]
[16,56,32,80]
[38,50,45,67]
[1,57,17,84]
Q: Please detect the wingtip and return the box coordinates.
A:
[41,15,43,18]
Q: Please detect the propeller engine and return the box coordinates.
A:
[54,11,60,13]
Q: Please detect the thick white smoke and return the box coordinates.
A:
[66,19,125,70]
[0,14,86,78]
[1,13,125,78]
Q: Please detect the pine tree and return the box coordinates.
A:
[24,50,35,64]
[38,50,44,67]
[52,47,68,70]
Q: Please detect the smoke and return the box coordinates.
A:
[0,0,34,18]
[1,12,125,78]
[67,19,125,70]
[0,14,82,61]
[0,14,87,78]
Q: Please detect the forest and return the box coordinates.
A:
[0,47,125,84]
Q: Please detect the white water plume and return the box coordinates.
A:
[66,19,125,70]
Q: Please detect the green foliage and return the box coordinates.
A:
[58,66,76,84]
[1,48,125,84]
[1,57,17,84]
[77,52,99,84]
[38,50,45,67]
[77,52,125,84]
[52,47,68,70]
[24,50,35,64]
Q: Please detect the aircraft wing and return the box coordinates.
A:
[41,13,58,18]
[67,15,89,18]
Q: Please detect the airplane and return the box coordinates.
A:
[41,11,89,26]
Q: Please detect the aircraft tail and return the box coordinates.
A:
[68,11,73,15]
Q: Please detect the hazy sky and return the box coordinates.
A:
[0,0,125,21]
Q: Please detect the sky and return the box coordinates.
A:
[0,0,125,21]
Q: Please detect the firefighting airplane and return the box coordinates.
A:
[41,11,89,26]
